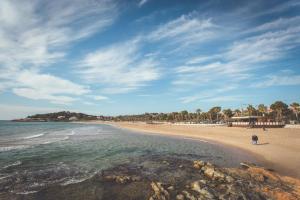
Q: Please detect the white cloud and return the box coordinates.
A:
[200,95,242,102]
[0,0,117,68]
[244,16,300,34]
[180,85,237,103]
[148,14,219,46]
[88,95,109,100]
[173,18,300,88]
[138,0,149,7]
[11,70,89,104]
[252,72,300,88]
[0,0,118,104]
[78,39,160,94]
[13,88,77,105]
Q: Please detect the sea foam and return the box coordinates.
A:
[23,133,44,139]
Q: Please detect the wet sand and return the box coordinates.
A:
[81,121,300,179]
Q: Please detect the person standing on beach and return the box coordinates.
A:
[252,135,258,145]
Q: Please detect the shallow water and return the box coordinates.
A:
[0,121,257,195]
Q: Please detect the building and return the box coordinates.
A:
[228,116,285,128]
[69,116,78,121]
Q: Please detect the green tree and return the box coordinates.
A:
[290,102,300,121]
[209,106,221,122]
[223,109,233,121]
[247,104,256,116]
[258,104,267,117]
[196,108,202,123]
[234,109,241,116]
[181,110,189,121]
[270,101,288,121]
[196,108,202,114]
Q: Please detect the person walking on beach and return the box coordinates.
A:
[252,135,258,145]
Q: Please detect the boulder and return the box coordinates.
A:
[176,194,185,200]
[149,182,170,200]
[190,181,202,193]
[193,160,205,169]
[204,167,215,179]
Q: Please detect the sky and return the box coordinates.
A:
[0,0,300,119]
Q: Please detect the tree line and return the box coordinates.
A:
[97,101,300,123]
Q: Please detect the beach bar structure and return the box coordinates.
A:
[228,116,285,128]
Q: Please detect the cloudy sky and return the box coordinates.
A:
[0,0,300,119]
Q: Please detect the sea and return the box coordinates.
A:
[0,121,257,196]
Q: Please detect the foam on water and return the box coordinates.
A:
[0,145,29,152]
[23,133,45,139]
[15,190,38,195]
[3,161,22,169]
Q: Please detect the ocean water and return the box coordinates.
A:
[0,121,256,195]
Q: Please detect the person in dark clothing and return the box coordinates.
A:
[252,135,258,145]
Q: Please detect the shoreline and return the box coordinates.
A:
[78,121,300,179]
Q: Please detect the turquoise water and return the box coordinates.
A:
[0,121,255,194]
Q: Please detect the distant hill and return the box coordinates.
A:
[13,111,97,122]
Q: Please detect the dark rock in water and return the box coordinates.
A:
[0,155,299,200]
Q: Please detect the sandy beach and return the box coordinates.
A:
[82,121,300,179]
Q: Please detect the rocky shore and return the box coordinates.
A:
[1,155,299,200]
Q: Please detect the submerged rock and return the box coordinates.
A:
[1,155,299,200]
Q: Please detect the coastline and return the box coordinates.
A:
[78,121,300,179]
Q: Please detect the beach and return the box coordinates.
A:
[1,121,300,199]
[83,121,300,179]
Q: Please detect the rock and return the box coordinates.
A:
[193,160,205,169]
[197,188,215,199]
[149,182,170,200]
[190,181,201,192]
[225,176,234,183]
[190,181,215,199]
[176,194,185,200]
[162,161,169,165]
[131,175,141,182]
[213,170,225,180]
[103,175,139,184]
[182,190,197,200]
[253,174,265,182]
[116,176,131,184]
[240,162,255,169]
[204,167,215,179]
[167,186,174,191]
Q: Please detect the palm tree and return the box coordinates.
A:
[290,102,300,122]
[223,109,233,122]
[258,104,267,117]
[181,110,188,121]
[247,104,256,116]
[196,109,202,123]
[196,109,202,114]
[270,101,288,122]
[234,109,241,116]
[209,106,221,122]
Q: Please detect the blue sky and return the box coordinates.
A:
[0,0,300,119]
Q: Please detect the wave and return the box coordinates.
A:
[15,190,38,195]
[67,130,75,136]
[60,171,98,186]
[0,174,12,180]
[23,133,44,139]
[0,145,29,152]
[3,161,22,169]
[60,177,89,186]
